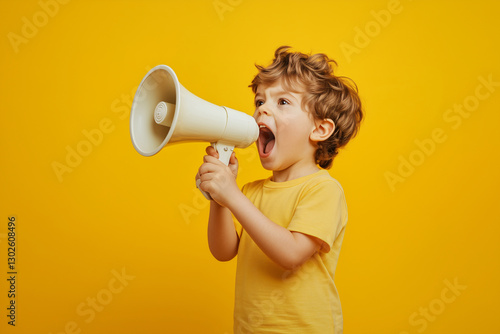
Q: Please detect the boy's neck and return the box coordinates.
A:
[272,163,320,183]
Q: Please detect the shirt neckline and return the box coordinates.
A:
[263,170,329,189]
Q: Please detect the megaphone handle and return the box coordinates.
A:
[196,141,235,200]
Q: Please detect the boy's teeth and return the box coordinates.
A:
[259,125,266,128]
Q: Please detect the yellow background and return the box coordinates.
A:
[1,0,499,333]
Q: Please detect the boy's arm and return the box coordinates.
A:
[207,200,239,261]
[199,155,322,270]
[227,191,321,271]
[198,146,240,262]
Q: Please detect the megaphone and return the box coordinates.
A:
[130,65,259,199]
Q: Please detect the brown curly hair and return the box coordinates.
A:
[250,46,363,169]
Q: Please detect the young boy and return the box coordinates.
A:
[196,46,363,333]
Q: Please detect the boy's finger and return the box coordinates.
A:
[199,159,224,174]
[229,152,238,165]
[198,165,210,176]
[199,171,215,183]
[203,155,225,165]
[205,146,219,158]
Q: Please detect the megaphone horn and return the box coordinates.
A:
[130,65,259,200]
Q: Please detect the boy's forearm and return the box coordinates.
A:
[207,201,239,261]
[227,192,318,270]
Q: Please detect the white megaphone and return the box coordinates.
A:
[130,65,259,200]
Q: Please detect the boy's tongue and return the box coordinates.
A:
[259,127,275,155]
[264,138,275,154]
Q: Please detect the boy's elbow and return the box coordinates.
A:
[277,233,322,270]
[210,247,238,262]
[212,251,237,262]
[208,232,239,262]
[277,255,308,271]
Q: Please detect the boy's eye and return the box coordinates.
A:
[278,99,289,105]
[255,100,264,107]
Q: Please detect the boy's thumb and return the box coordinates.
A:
[206,145,219,158]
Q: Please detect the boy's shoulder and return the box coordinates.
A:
[301,170,345,196]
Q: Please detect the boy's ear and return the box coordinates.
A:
[310,118,335,142]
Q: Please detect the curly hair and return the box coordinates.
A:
[250,46,364,169]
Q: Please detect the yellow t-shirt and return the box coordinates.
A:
[233,170,348,334]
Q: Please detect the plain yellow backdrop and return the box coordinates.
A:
[1,0,499,333]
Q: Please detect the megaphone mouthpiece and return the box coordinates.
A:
[154,101,175,127]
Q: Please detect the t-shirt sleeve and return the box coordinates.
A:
[287,180,347,253]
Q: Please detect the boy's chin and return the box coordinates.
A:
[258,157,274,170]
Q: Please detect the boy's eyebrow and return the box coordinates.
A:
[254,89,301,101]
[271,89,301,102]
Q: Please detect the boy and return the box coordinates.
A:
[196,46,363,333]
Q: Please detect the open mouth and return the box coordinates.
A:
[258,125,275,158]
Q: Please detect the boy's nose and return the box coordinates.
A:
[256,106,271,117]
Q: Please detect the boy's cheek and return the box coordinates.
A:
[278,113,303,128]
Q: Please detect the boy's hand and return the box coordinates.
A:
[196,145,240,207]
[205,146,239,178]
